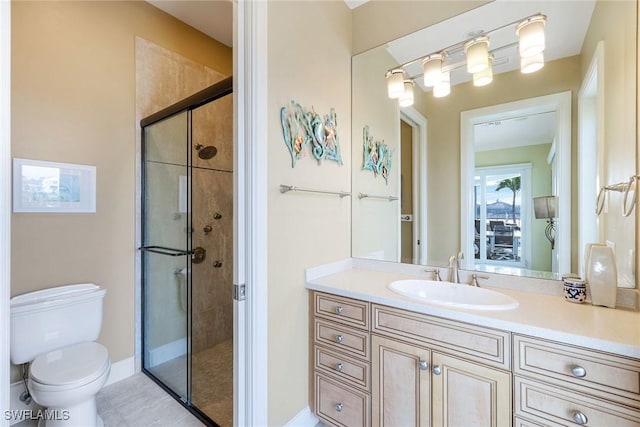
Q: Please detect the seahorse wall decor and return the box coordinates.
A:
[362,125,392,185]
[280,100,343,167]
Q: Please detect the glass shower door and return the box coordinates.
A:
[141,111,191,401]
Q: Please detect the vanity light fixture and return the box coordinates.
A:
[465,36,490,74]
[385,13,547,103]
[473,55,494,87]
[386,69,405,99]
[521,51,545,74]
[422,54,444,87]
[433,71,451,98]
[533,195,557,249]
[398,80,415,107]
[516,15,547,58]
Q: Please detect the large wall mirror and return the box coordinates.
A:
[351,0,637,287]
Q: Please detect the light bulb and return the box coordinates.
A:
[386,69,405,99]
[433,71,450,98]
[465,36,490,74]
[422,54,443,88]
[521,52,544,73]
[398,80,414,107]
[517,15,546,58]
[473,56,493,86]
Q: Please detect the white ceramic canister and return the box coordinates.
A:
[585,243,617,308]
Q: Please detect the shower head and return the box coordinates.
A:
[194,144,218,160]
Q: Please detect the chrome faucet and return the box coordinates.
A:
[447,251,464,283]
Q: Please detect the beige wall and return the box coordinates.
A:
[580,0,636,287]
[476,144,553,271]
[267,1,352,424]
[352,45,400,261]
[11,1,231,380]
[351,0,491,54]
[422,55,582,267]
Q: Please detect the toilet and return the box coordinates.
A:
[10,284,111,427]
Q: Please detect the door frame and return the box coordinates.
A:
[1,3,10,426]
[233,1,269,426]
[400,107,428,265]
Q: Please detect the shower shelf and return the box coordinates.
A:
[279,185,351,198]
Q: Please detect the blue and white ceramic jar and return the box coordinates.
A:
[563,278,587,303]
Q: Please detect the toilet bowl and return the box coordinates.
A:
[10,284,110,427]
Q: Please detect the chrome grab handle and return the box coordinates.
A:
[432,365,442,375]
[335,335,344,343]
[139,246,191,257]
[336,363,344,372]
[571,365,587,378]
[335,306,344,315]
[335,403,343,413]
[572,410,588,425]
[419,360,428,371]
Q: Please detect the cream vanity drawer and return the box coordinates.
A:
[315,292,370,330]
[372,304,510,369]
[315,319,370,360]
[315,345,370,391]
[515,377,640,426]
[514,334,640,408]
[514,417,547,427]
[315,373,371,427]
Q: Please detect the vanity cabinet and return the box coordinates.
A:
[513,334,640,426]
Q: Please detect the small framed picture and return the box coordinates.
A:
[13,158,96,213]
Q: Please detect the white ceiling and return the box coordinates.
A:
[147,0,233,47]
[474,111,557,152]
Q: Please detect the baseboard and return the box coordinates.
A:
[284,406,319,427]
[147,338,187,368]
[104,356,135,387]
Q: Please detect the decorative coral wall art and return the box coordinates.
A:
[362,125,392,185]
[280,100,343,167]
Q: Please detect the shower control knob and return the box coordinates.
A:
[213,212,222,220]
[203,225,213,235]
[213,260,223,268]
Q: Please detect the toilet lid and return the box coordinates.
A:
[30,342,110,386]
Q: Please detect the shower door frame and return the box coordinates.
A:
[140,77,233,426]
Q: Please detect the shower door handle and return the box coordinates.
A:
[139,246,192,257]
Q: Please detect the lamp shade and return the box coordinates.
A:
[422,54,443,87]
[386,69,405,99]
[465,37,490,74]
[533,195,557,219]
[433,71,450,98]
[398,80,414,107]
[517,15,546,58]
[521,52,544,74]
[473,56,493,86]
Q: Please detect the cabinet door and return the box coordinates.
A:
[372,335,430,427]
[432,352,511,427]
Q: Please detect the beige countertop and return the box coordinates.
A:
[306,258,640,358]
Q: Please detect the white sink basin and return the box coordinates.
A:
[388,280,519,311]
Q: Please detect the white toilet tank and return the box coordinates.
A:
[10,284,107,364]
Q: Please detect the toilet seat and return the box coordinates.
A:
[30,342,110,389]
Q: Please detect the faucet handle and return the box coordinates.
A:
[425,268,441,281]
[470,273,489,287]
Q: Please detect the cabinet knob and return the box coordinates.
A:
[572,410,588,425]
[336,363,344,372]
[335,403,343,413]
[335,335,344,343]
[432,365,442,375]
[419,360,428,371]
[335,306,343,315]
[571,365,587,378]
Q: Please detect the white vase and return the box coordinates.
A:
[586,244,617,308]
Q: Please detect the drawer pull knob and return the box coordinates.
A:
[336,363,344,372]
[335,306,343,315]
[432,365,442,375]
[572,410,588,425]
[335,334,344,343]
[335,403,343,413]
[419,360,429,371]
[571,366,587,378]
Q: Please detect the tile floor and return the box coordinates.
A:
[15,374,205,427]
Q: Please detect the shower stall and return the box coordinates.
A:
[139,77,233,427]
